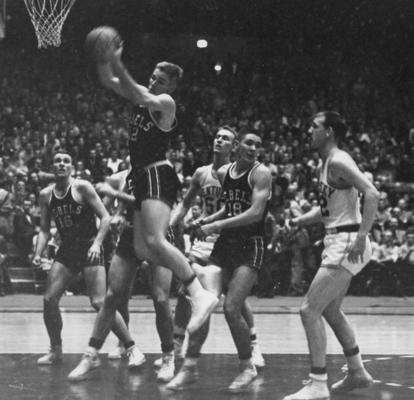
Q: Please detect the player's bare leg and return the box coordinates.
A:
[68,256,145,381]
[133,201,219,334]
[167,264,222,391]
[323,281,373,393]
[151,265,176,382]
[37,261,73,365]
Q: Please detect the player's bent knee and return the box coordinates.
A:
[299,303,319,322]
[152,287,169,303]
[90,298,104,311]
[144,234,166,253]
[223,300,241,320]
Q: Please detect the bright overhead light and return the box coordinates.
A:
[196,39,208,48]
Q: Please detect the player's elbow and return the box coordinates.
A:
[365,187,380,204]
[250,208,265,223]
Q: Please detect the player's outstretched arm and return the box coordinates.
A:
[291,207,322,228]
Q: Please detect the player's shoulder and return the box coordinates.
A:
[39,184,54,198]
[329,149,356,169]
[252,162,272,179]
[217,162,232,175]
[72,178,95,194]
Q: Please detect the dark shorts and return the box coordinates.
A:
[209,234,265,272]
[127,164,181,211]
[54,239,104,274]
[115,224,175,262]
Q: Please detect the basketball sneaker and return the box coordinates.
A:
[126,345,146,369]
[107,343,124,360]
[251,340,265,369]
[228,361,257,393]
[283,374,330,400]
[331,367,373,392]
[68,352,101,381]
[186,290,219,334]
[166,363,199,391]
[154,336,184,368]
[37,345,63,365]
[156,352,175,382]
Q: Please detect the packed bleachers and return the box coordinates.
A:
[1,2,414,296]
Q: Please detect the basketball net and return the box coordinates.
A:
[23,0,76,48]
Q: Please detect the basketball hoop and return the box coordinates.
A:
[23,0,76,48]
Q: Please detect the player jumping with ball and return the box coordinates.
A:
[93,28,218,337]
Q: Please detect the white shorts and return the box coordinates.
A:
[189,239,215,266]
[321,231,372,276]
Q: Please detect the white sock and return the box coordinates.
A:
[183,357,198,367]
[86,346,98,356]
[186,278,203,297]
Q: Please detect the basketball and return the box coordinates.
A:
[84,26,122,63]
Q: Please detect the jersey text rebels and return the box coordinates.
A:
[129,106,176,170]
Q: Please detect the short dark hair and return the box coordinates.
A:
[53,149,73,160]
[217,125,238,139]
[315,111,347,142]
[156,61,183,83]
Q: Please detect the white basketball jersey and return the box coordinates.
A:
[198,164,223,216]
[319,150,361,229]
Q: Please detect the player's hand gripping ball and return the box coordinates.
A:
[85,26,122,63]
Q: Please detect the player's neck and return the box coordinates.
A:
[234,158,254,175]
[319,142,337,161]
[212,154,230,171]
[55,177,72,192]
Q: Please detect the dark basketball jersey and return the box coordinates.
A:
[129,106,176,170]
[221,161,268,238]
[49,183,97,243]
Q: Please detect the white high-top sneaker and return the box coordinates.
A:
[228,360,258,393]
[156,352,175,382]
[186,290,219,334]
[68,352,101,381]
[283,374,330,400]
[166,362,199,391]
[251,340,265,369]
[37,345,63,365]
[126,345,146,368]
[331,367,373,392]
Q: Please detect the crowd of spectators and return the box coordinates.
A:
[1,21,414,297]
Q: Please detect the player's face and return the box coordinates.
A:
[53,153,73,177]
[237,133,262,163]
[309,115,327,149]
[148,68,174,95]
[213,129,235,155]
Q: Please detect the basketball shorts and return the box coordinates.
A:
[209,234,265,271]
[115,224,175,263]
[127,163,181,211]
[188,235,218,266]
[54,239,104,274]
[321,231,372,275]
